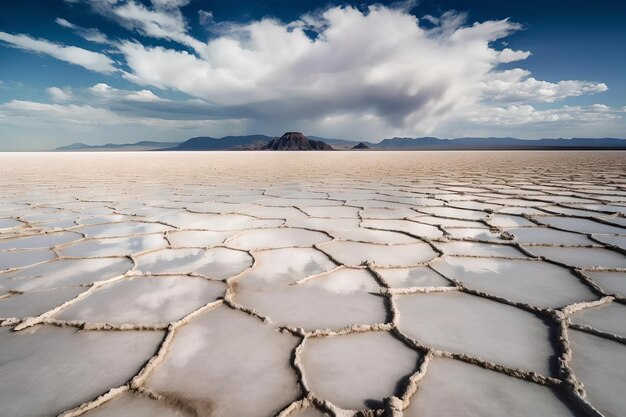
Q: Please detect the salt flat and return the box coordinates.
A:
[0,151,625,417]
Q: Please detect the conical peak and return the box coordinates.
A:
[264,131,333,150]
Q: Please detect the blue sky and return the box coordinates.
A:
[0,0,625,150]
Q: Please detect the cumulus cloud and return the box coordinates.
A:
[498,48,531,63]
[480,69,607,103]
[116,6,503,135]
[46,86,73,101]
[463,103,621,126]
[0,31,116,73]
[0,3,618,141]
[105,5,608,138]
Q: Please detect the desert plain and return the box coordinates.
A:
[0,151,625,417]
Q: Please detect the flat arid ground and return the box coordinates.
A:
[0,151,625,417]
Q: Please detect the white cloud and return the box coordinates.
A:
[55,17,111,44]
[0,32,116,73]
[498,48,531,63]
[1,100,124,125]
[463,104,621,126]
[54,17,76,29]
[46,86,73,101]
[108,5,610,139]
[0,3,620,142]
[92,0,207,54]
[480,69,607,103]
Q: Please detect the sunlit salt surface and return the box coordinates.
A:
[77,221,173,238]
[569,330,626,417]
[360,219,443,239]
[570,302,626,338]
[330,228,417,244]
[0,287,85,318]
[0,231,82,250]
[0,326,162,417]
[83,392,185,417]
[0,249,56,270]
[587,271,626,297]
[56,276,226,325]
[396,292,554,374]
[226,227,331,250]
[536,216,625,235]
[0,151,624,417]
[592,234,626,250]
[431,257,595,308]
[376,266,451,288]
[59,234,168,257]
[135,247,252,278]
[436,241,527,257]
[404,358,575,417]
[320,240,437,267]
[234,267,386,330]
[508,227,593,245]
[303,331,420,410]
[1,258,133,291]
[528,246,626,268]
[166,230,237,247]
[146,306,301,417]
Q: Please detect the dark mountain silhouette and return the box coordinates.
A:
[373,137,626,149]
[54,136,626,152]
[352,142,370,149]
[168,135,272,150]
[264,132,333,150]
[309,136,377,148]
[56,141,181,151]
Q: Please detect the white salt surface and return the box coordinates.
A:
[569,330,626,417]
[303,331,419,409]
[404,358,575,417]
[0,151,624,416]
[432,257,596,308]
[0,326,162,417]
[396,292,554,374]
[57,276,226,324]
[146,306,301,417]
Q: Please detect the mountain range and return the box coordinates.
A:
[56,140,181,151]
[55,135,626,151]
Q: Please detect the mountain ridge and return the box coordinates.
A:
[54,136,626,151]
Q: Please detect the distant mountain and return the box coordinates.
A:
[264,132,333,150]
[168,135,273,151]
[372,137,626,150]
[352,142,370,149]
[55,136,626,152]
[56,141,181,151]
[310,136,377,149]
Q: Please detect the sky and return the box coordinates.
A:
[0,0,625,150]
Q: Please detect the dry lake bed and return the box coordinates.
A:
[0,151,625,417]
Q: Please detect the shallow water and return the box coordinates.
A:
[0,151,624,416]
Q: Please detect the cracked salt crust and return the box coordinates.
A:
[0,151,624,417]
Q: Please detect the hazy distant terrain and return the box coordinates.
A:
[55,136,626,152]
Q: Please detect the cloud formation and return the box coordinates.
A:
[106,4,607,137]
[0,31,116,73]
[480,69,608,103]
[55,17,111,44]
[112,7,522,134]
[0,1,621,144]
[464,103,622,126]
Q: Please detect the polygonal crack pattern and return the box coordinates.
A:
[0,151,624,417]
